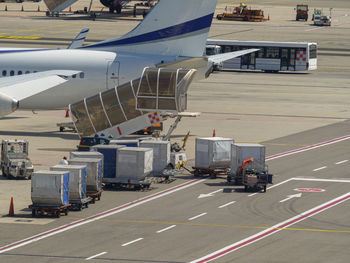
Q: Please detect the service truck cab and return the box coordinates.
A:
[296,4,308,21]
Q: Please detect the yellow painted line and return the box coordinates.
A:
[0,22,87,35]
[65,217,350,234]
[0,36,41,40]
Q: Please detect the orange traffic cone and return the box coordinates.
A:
[212,129,216,137]
[37,5,40,12]
[65,109,69,118]
[21,5,24,11]
[5,5,7,11]
[9,197,14,216]
[69,6,72,12]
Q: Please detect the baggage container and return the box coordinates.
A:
[195,137,234,169]
[139,140,170,174]
[70,151,104,169]
[31,170,69,206]
[231,143,266,175]
[50,165,87,200]
[116,147,153,183]
[69,158,102,192]
[91,144,125,180]
[109,139,139,147]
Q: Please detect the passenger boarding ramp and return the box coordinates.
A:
[69,68,196,138]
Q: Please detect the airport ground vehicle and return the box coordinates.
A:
[77,136,110,151]
[242,169,268,192]
[1,139,34,179]
[57,121,76,132]
[134,122,163,135]
[313,9,331,26]
[216,4,266,22]
[296,4,308,21]
[206,40,317,72]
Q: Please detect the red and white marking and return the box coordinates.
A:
[147,112,161,125]
[190,192,350,263]
[296,50,306,61]
[295,188,325,192]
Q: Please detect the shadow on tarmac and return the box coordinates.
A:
[0,130,79,140]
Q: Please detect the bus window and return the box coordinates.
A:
[257,47,265,58]
[266,47,279,58]
[223,45,232,52]
[309,44,317,59]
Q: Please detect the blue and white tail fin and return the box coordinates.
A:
[84,0,217,57]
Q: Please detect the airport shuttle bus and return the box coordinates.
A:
[206,40,317,72]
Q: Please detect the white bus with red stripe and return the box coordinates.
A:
[206,40,317,72]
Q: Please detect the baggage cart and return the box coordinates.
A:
[69,197,91,210]
[87,190,103,203]
[190,166,229,178]
[29,204,71,218]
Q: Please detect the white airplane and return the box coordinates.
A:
[0,0,257,118]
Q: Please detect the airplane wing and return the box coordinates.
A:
[0,70,81,101]
[0,70,80,117]
[207,49,260,64]
[68,28,89,49]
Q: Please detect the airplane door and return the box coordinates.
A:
[107,60,120,90]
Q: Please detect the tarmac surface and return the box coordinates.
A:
[0,0,350,262]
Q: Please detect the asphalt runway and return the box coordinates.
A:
[0,0,350,262]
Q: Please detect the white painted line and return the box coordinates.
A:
[189,213,207,221]
[86,252,107,261]
[157,225,176,233]
[305,26,325,32]
[279,193,302,203]
[198,189,223,198]
[190,192,350,263]
[313,166,327,172]
[248,178,294,197]
[0,179,206,254]
[218,201,236,208]
[122,238,143,247]
[336,160,348,165]
[266,134,350,161]
[293,177,350,183]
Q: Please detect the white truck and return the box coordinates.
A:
[1,139,34,179]
[313,9,331,26]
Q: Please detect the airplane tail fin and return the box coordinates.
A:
[84,0,217,57]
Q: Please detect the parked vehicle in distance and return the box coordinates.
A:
[296,4,308,21]
[77,136,110,151]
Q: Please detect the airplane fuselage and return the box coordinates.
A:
[0,48,177,110]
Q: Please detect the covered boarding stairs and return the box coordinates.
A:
[69,67,196,138]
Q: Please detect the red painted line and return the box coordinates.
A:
[192,193,350,263]
[0,179,202,252]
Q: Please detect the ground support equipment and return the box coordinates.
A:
[69,197,92,211]
[29,204,71,218]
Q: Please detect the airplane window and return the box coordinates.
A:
[10,70,14,76]
[33,71,38,73]
[2,70,6,76]
[25,71,30,74]
[18,71,23,75]
[79,72,84,78]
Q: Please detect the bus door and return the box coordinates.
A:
[289,48,296,71]
[281,48,289,71]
